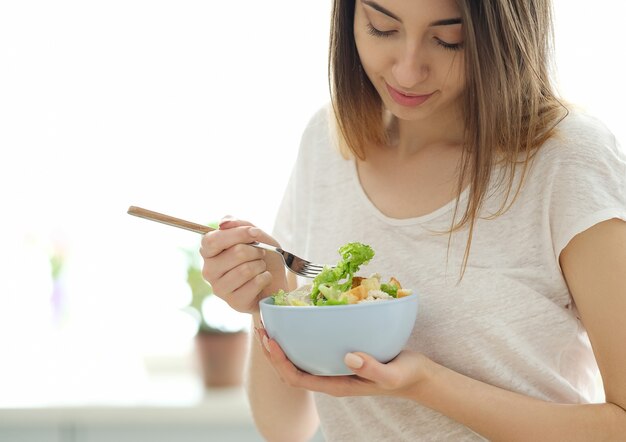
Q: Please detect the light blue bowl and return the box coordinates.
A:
[259,293,419,376]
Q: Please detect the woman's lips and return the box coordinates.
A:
[386,83,434,107]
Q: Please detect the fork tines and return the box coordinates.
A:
[296,264,325,277]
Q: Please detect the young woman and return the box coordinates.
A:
[200,0,626,440]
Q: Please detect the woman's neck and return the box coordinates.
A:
[386,107,465,158]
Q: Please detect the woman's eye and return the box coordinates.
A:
[435,37,464,51]
[366,23,395,38]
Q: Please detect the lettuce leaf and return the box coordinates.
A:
[310,242,374,305]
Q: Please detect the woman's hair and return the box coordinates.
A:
[328,0,567,274]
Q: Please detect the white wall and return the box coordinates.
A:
[552,0,626,144]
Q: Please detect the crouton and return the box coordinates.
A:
[397,289,412,298]
[347,284,368,301]
[351,276,365,289]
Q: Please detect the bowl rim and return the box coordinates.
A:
[259,291,418,310]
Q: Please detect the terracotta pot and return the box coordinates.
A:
[194,330,249,388]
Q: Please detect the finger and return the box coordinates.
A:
[265,337,365,396]
[255,327,272,356]
[344,352,407,391]
[202,242,266,282]
[225,256,267,286]
[247,226,281,247]
[262,335,309,385]
[214,258,267,301]
[221,270,273,312]
[200,225,260,259]
[219,216,254,229]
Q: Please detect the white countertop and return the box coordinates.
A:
[0,356,324,441]
[0,370,255,427]
[0,389,253,427]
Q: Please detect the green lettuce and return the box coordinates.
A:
[380,283,398,298]
[272,289,288,306]
[311,242,374,305]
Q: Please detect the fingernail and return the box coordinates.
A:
[219,215,235,227]
[262,335,271,353]
[254,327,261,342]
[249,227,260,237]
[344,353,363,369]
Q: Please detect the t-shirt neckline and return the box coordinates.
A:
[350,158,470,226]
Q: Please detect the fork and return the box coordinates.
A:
[127,206,327,278]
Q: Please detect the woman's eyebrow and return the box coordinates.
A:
[362,1,462,27]
[429,18,462,27]
[362,0,401,22]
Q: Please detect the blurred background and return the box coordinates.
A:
[0,1,624,441]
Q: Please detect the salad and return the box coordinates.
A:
[272,242,412,306]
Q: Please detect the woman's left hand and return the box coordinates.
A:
[255,328,432,399]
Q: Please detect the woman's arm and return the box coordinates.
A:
[246,272,320,442]
[561,218,626,416]
[400,218,626,441]
[201,220,319,441]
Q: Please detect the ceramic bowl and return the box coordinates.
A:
[259,293,419,376]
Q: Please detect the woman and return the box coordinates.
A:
[200,0,626,440]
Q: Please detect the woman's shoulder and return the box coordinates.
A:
[522,108,626,259]
[524,106,626,190]
[523,107,624,187]
[296,103,342,160]
[539,107,623,164]
[301,103,333,139]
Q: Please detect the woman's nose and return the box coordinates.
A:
[391,44,429,89]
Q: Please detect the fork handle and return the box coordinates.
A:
[128,206,269,251]
[128,206,215,235]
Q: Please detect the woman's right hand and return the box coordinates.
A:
[200,216,287,314]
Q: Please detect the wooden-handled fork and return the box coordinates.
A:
[127,206,326,278]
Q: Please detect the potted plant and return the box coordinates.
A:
[182,246,250,389]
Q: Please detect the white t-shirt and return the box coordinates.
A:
[272,105,626,441]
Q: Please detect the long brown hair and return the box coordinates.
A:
[328,0,567,273]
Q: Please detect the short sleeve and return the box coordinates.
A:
[271,105,331,254]
[272,167,296,253]
[544,113,626,261]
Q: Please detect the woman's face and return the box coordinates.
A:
[353,0,465,122]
